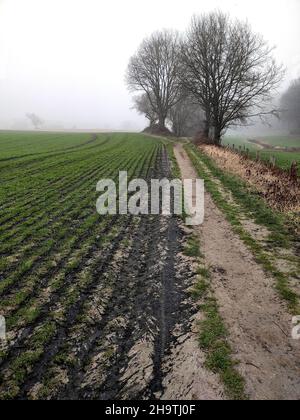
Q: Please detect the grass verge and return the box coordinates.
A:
[185,144,299,314]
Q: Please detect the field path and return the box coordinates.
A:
[174,143,300,400]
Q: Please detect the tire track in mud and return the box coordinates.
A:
[61,214,161,400]
[142,216,189,399]
[52,146,196,400]
[65,147,204,399]
[75,217,189,400]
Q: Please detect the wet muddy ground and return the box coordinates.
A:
[0,146,210,400]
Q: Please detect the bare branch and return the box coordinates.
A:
[180,12,284,144]
[126,30,182,130]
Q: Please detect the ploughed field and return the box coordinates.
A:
[0,132,194,399]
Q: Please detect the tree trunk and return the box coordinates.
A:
[203,120,210,138]
[203,110,210,139]
[158,115,166,130]
[212,127,222,146]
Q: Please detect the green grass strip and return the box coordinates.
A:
[185,144,299,314]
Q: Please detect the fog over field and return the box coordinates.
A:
[0,0,299,131]
[0,1,300,402]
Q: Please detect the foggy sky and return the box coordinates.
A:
[0,0,299,131]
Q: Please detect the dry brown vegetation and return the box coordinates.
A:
[201,145,300,216]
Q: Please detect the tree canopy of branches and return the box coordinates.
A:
[132,93,158,128]
[281,78,300,134]
[180,12,284,144]
[126,30,181,131]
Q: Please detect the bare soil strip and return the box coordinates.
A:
[174,144,300,400]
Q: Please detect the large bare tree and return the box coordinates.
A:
[126,30,181,131]
[180,12,284,144]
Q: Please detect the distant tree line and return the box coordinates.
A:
[126,11,284,145]
[280,78,300,135]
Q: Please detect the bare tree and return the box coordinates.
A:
[126,30,181,131]
[133,93,158,128]
[281,78,300,134]
[26,113,44,130]
[180,12,284,145]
